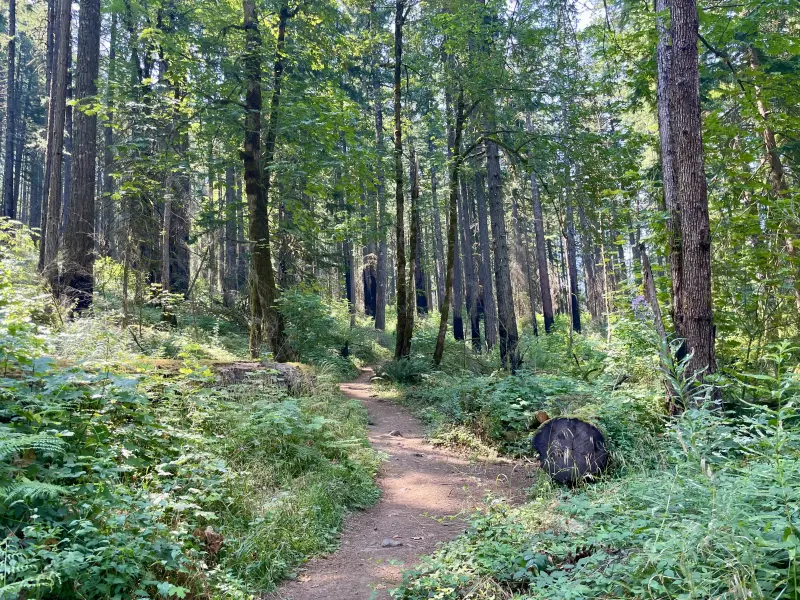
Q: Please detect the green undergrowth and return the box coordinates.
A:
[0,227,381,599]
[0,360,380,599]
[394,393,800,599]
[389,331,800,598]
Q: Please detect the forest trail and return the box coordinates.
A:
[269,368,535,600]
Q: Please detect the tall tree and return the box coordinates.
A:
[434,87,466,366]
[62,0,102,311]
[485,137,519,370]
[242,0,290,360]
[393,0,411,359]
[669,0,716,377]
[530,169,554,332]
[474,169,498,347]
[2,0,17,219]
[656,0,683,343]
[41,0,71,278]
[371,1,389,330]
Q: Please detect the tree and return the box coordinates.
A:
[434,87,466,366]
[242,0,290,360]
[40,0,71,278]
[669,0,716,378]
[62,0,101,311]
[2,0,16,219]
[393,0,411,359]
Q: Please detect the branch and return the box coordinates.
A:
[698,34,746,93]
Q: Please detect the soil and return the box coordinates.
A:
[268,368,536,600]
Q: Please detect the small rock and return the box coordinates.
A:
[381,538,403,548]
[413,452,424,457]
[389,430,403,437]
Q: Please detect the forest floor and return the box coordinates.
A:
[269,368,536,600]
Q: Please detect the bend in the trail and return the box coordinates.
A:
[269,368,535,600]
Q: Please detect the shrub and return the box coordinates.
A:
[376,356,431,383]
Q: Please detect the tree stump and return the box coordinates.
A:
[531,417,608,485]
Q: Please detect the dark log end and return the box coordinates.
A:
[532,417,608,485]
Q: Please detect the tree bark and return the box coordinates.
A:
[41,0,71,279]
[530,170,554,332]
[393,0,410,359]
[61,58,73,236]
[577,201,600,320]
[669,0,715,377]
[474,170,498,348]
[242,0,290,360]
[434,88,465,366]
[400,146,419,355]
[640,243,667,341]
[656,0,684,338]
[224,166,237,306]
[429,138,445,310]
[62,0,101,310]
[101,13,117,258]
[512,191,538,335]
[12,70,31,219]
[485,138,519,371]
[564,162,581,333]
[459,178,480,351]
[371,2,388,330]
[412,152,427,316]
[2,0,17,219]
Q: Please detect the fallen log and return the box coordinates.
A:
[531,417,608,485]
[215,361,315,394]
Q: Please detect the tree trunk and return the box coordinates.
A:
[100,13,117,258]
[485,138,519,371]
[41,0,71,279]
[474,170,498,348]
[577,202,600,320]
[669,0,716,378]
[61,0,101,311]
[513,191,538,335]
[393,0,410,359]
[242,0,290,360]
[640,243,667,341]
[2,0,17,219]
[61,59,73,236]
[429,138,445,310]
[12,71,32,219]
[400,146,419,354]
[433,88,465,366]
[29,154,43,229]
[412,152,427,316]
[564,163,581,333]
[459,178,480,351]
[530,170,554,332]
[656,0,683,339]
[371,3,388,329]
[224,166,237,306]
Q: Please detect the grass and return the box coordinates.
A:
[0,228,381,598]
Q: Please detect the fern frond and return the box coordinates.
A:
[0,433,68,461]
[1,480,71,504]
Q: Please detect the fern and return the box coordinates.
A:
[1,480,71,504]
[0,433,68,461]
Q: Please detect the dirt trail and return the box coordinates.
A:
[269,368,535,600]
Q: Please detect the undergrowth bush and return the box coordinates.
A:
[0,236,380,599]
[0,363,379,599]
[393,345,800,600]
